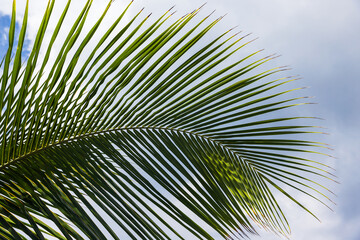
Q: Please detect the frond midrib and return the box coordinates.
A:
[1,125,243,171]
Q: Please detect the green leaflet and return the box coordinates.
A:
[0,0,333,239]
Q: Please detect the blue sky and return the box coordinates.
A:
[0,14,11,57]
[0,14,30,59]
[0,0,359,239]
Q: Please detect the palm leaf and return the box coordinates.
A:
[0,0,334,239]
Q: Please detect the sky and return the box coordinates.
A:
[0,0,359,239]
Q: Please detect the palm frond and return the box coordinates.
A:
[0,0,334,239]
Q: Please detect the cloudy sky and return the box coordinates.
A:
[0,0,359,239]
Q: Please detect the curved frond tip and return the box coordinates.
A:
[0,0,334,239]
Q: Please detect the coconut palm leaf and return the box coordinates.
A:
[0,0,334,239]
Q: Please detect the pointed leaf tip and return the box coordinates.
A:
[246,36,259,44]
[227,25,239,33]
[280,65,290,68]
[264,53,277,59]
[208,9,216,18]
[199,2,207,9]
[168,5,176,12]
